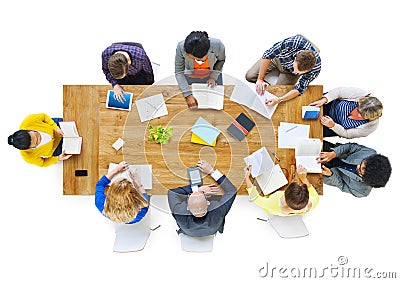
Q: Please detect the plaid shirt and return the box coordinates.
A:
[101,44,154,86]
[262,35,321,94]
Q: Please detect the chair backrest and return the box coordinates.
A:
[268,214,309,239]
[112,42,144,50]
[179,233,215,252]
[113,211,151,252]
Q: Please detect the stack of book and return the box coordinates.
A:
[302,106,320,119]
[227,112,255,141]
[191,117,220,146]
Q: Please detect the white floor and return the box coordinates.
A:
[1,1,399,282]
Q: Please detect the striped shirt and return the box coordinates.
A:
[101,44,154,87]
[262,35,321,94]
[329,100,369,129]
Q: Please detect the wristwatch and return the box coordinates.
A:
[279,97,284,103]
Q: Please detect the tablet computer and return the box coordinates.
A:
[187,166,203,187]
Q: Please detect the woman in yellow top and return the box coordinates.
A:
[245,165,319,216]
[7,113,72,167]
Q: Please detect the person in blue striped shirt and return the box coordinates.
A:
[309,87,382,138]
[245,34,321,106]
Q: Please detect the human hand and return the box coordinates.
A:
[255,79,268,95]
[116,161,129,172]
[58,150,72,161]
[127,168,139,181]
[322,165,333,177]
[244,165,252,179]
[265,96,280,107]
[297,164,307,182]
[320,115,335,128]
[56,128,64,136]
[127,169,142,190]
[113,84,126,103]
[196,160,214,175]
[318,151,336,163]
[199,185,219,198]
[185,94,198,109]
[309,97,327,107]
[206,78,217,88]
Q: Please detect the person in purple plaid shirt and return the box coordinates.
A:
[245,34,321,106]
[102,42,154,102]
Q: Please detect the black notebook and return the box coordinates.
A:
[227,113,255,141]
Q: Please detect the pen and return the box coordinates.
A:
[257,217,269,222]
[272,152,281,162]
[151,224,161,231]
[286,125,298,132]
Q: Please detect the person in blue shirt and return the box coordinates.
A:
[95,161,149,224]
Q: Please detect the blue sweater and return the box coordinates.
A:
[95,175,149,224]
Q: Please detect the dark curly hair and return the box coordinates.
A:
[362,154,391,187]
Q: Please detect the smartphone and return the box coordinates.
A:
[187,166,203,186]
[75,169,88,177]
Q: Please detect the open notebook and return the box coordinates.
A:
[107,163,152,190]
[295,138,322,173]
[230,82,278,119]
[244,147,274,177]
[59,121,82,154]
[254,164,288,195]
[191,83,224,110]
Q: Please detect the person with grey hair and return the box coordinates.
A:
[167,160,237,237]
[309,87,382,138]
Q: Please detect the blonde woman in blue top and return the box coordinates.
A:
[95,161,149,224]
[309,87,382,139]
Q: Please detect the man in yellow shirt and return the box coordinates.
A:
[245,165,319,216]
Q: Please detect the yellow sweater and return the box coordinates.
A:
[247,185,319,216]
[19,113,62,167]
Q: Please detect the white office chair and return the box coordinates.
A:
[113,210,152,252]
[151,61,161,82]
[179,233,215,252]
[268,214,309,239]
[264,69,279,86]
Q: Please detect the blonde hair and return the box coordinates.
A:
[108,53,128,79]
[358,96,383,121]
[104,178,149,223]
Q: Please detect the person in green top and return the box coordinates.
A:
[245,164,319,216]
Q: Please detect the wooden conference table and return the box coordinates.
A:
[63,84,323,195]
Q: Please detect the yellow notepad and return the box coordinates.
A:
[191,133,216,146]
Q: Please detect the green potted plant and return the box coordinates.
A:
[148,124,173,145]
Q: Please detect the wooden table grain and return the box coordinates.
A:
[63,84,323,195]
